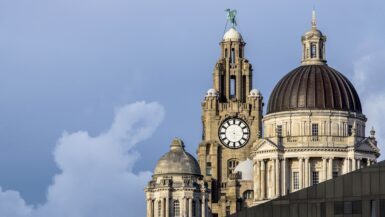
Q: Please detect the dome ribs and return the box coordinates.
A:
[298,65,311,108]
[289,66,304,109]
[307,65,317,108]
[266,65,362,114]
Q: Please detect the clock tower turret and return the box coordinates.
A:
[197,11,263,217]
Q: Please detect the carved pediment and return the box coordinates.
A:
[254,139,280,152]
[355,138,380,153]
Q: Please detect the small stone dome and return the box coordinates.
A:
[223,28,243,42]
[234,159,253,181]
[249,89,261,97]
[154,138,201,176]
[206,88,218,97]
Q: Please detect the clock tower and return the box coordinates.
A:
[197,20,263,216]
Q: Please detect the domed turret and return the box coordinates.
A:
[223,27,243,42]
[267,10,362,114]
[154,138,201,176]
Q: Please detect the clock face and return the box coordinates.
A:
[219,118,250,148]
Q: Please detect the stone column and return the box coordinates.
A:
[271,159,276,198]
[347,158,351,173]
[367,158,371,166]
[189,198,193,217]
[161,198,164,217]
[299,158,303,189]
[260,160,266,200]
[281,158,287,196]
[328,158,333,179]
[201,195,206,217]
[165,198,169,217]
[352,158,357,171]
[357,159,361,169]
[147,199,152,217]
[275,158,280,197]
[304,157,309,187]
[254,161,261,200]
[195,199,200,217]
[322,157,327,182]
[151,200,155,217]
[182,198,186,217]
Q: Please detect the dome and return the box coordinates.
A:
[234,158,253,181]
[154,138,201,176]
[223,28,243,41]
[267,64,362,114]
[249,89,261,97]
[206,88,218,97]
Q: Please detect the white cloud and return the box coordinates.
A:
[353,49,385,160]
[0,101,165,217]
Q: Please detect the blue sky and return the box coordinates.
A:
[0,0,385,216]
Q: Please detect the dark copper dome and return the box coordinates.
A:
[267,65,362,114]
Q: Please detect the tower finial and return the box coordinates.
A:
[312,9,317,29]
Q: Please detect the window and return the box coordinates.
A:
[206,162,212,176]
[312,171,319,185]
[231,48,235,64]
[334,202,344,215]
[276,125,282,137]
[230,77,236,98]
[371,200,378,217]
[348,125,353,136]
[311,43,317,58]
[243,190,254,200]
[333,171,339,178]
[312,123,319,141]
[380,200,385,217]
[352,201,362,214]
[173,200,180,217]
[228,159,239,175]
[293,172,299,190]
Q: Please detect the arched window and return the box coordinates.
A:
[243,190,254,200]
[158,201,162,217]
[173,200,180,217]
[311,43,317,58]
[228,159,239,175]
[231,48,235,64]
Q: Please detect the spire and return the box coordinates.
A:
[301,10,327,65]
[312,9,317,29]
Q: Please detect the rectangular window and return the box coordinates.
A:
[344,201,352,214]
[348,125,353,136]
[333,171,339,179]
[312,123,319,136]
[352,201,362,214]
[380,199,385,217]
[293,172,299,190]
[206,162,212,176]
[277,125,282,137]
[334,201,344,215]
[312,171,319,185]
[371,200,378,217]
[312,123,319,141]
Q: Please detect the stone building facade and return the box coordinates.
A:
[197,27,263,217]
[251,10,380,205]
[145,10,381,217]
[145,139,210,217]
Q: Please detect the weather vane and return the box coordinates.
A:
[225,8,237,28]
